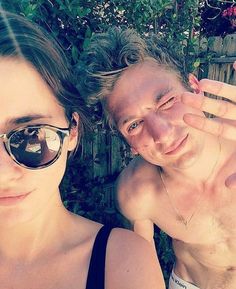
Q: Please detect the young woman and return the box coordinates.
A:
[0,9,164,289]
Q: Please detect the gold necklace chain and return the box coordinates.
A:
[159,138,221,228]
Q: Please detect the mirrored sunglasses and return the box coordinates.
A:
[0,124,70,169]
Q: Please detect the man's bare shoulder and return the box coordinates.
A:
[118,156,160,188]
[116,157,162,220]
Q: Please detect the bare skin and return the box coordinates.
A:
[110,60,236,289]
[0,211,161,289]
[0,58,163,289]
[182,77,236,188]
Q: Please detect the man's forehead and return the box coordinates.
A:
[107,69,185,128]
[122,59,174,73]
[115,61,180,88]
[109,68,176,108]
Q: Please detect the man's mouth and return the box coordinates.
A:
[164,134,188,155]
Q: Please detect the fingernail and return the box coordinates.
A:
[225,173,236,188]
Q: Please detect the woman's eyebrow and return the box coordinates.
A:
[5,114,51,125]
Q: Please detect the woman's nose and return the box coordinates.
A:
[0,143,23,186]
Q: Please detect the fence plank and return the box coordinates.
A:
[200,56,236,63]
[208,36,223,56]
[198,33,236,86]
[223,34,236,57]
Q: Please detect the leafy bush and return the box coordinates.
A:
[200,0,236,37]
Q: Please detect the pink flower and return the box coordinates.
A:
[227,7,233,17]
[233,6,236,16]
[222,9,227,17]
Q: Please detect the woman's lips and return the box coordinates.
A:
[164,135,188,155]
[0,191,31,206]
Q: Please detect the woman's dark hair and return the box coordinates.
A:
[0,9,88,145]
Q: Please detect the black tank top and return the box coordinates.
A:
[85,226,113,289]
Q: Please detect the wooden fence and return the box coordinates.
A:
[197,33,236,83]
[80,128,131,220]
[81,33,236,214]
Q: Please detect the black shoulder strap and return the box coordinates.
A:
[85,225,113,289]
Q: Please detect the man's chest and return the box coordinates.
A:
[155,182,236,274]
[154,180,236,244]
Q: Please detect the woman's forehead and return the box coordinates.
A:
[0,58,54,103]
[0,58,65,127]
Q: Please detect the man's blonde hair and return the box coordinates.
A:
[80,27,190,128]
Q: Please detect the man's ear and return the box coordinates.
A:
[68,112,80,151]
[188,73,202,94]
[131,147,139,156]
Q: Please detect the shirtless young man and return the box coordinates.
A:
[81,28,236,289]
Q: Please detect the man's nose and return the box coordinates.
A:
[0,144,22,186]
[145,112,174,144]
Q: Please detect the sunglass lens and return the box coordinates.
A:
[9,127,61,168]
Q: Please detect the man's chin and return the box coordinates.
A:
[171,150,199,170]
[139,149,199,169]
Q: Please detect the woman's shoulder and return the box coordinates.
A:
[105,228,165,289]
[62,215,164,289]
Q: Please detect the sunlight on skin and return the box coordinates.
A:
[181,79,236,139]
[181,63,236,188]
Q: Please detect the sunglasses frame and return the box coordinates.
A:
[0,124,70,170]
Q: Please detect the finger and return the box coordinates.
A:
[199,79,236,103]
[225,173,236,189]
[183,114,236,141]
[182,92,236,120]
[233,61,236,71]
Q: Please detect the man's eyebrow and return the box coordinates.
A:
[118,88,173,127]
[155,88,172,100]
[6,114,52,126]
[118,115,137,127]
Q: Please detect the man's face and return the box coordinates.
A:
[108,61,206,169]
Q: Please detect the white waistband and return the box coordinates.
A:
[169,270,200,289]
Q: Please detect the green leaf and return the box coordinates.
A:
[82,37,91,50]
[193,58,201,68]
[85,26,92,38]
[71,45,79,62]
